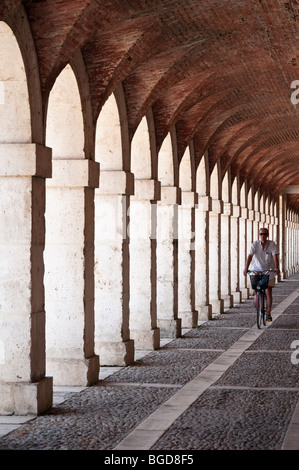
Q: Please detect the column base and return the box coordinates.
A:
[47,354,99,386]
[97,339,134,367]
[0,376,53,416]
[240,288,249,300]
[197,304,212,321]
[177,310,198,329]
[158,318,182,338]
[211,299,224,316]
[222,295,233,309]
[232,291,242,304]
[130,327,160,350]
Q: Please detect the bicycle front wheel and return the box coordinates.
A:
[256,292,263,329]
[262,292,267,326]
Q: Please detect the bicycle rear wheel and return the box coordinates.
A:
[262,292,267,326]
[256,292,263,329]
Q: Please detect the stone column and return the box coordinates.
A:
[239,207,249,299]
[278,196,286,278]
[195,196,212,320]
[221,203,233,308]
[178,191,198,328]
[45,159,100,386]
[209,199,224,315]
[157,186,182,337]
[296,215,299,271]
[0,143,53,415]
[292,215,296,274]
[254,210,260,241]
[94,170,134,366]
[295,215,299,271]
[129,179,160,350]
[230,204,241,304]
[286,218,290,277]
[246,210,254,294]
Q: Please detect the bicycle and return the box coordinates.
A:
[247,269,275,329]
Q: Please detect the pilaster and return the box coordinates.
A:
[95,170,135,366]
[230,204,242,304]
[195,196,212,320]
[221,203,233,308]
[209,199,224,315]
[45,158,100,386]
[178,191,198,327]
[129,179,161,350]
[157,186,182,338]
[0,143,53,414]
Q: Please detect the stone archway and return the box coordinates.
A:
[94,89,134,366]
[129,114,160,350]
[0,17,52,415]
[45,63,99,386]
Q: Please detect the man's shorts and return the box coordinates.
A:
[268,278,275,287]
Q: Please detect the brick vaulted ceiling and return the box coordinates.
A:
[2,0,299,209]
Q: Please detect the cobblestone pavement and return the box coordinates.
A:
[1,274,299,451]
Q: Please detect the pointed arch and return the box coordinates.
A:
[0,21,31,143]
[95,92,122,170]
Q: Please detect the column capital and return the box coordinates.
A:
[232,204,241,218]
[197,195,211,211]
[159,186,181,205]
[181,190,198,207]
[223,202,232,215]
[132,178,161,201]
[241,207,248,219]
[0,143,52,178]
[211,198,223,214]
[47,159,99,188]
[97,170,134,195]
[248,209,255,220]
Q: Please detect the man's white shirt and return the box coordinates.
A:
[249,240,279,279]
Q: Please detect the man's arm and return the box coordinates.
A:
[274,254,280,275]
[243,254,253,276]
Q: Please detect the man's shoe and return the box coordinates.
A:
[266,315,272,322]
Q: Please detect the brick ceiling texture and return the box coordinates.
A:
[2,0,299,210]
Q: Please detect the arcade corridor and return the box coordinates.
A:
[0,0,299,451]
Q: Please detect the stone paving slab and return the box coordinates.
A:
[202,313,255,329]
[215,351,299,389]
[0,385,176,450]
[103,349,222,385]
[151,388,299,450]
[268,314,299,329]
[164,327,248,350]
[248,329,299,350]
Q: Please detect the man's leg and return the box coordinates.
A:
[266,286,273,317]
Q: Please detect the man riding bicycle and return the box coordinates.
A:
[243,228,280,321]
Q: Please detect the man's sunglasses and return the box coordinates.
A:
[259,233,268,236]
